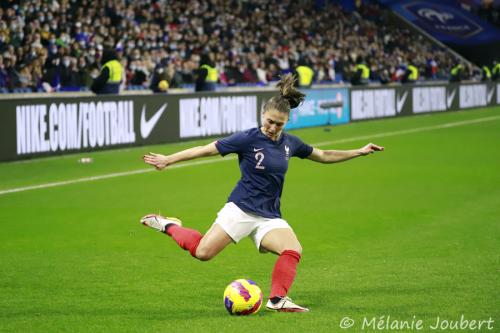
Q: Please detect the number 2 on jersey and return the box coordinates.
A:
[255,152,265,170]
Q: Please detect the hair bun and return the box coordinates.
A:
[284,95,301,109]
[277,74,305,109]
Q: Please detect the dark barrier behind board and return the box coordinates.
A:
[1,83,498,161]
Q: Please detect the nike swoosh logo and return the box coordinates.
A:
[447,90,456,108]
[396,91,408,113]
[487,88,494,103]
[140,103,167,139]
[253,148,264,152]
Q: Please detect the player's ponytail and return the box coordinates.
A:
[277,73,305,109]
[263,74,306,114]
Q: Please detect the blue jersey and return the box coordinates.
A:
[215,128,313,218]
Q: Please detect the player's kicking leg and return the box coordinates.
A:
[141,214,182,231]
[140,214,232,261]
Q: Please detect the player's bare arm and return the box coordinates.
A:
[307,143,384,164]
[143,141,219,170]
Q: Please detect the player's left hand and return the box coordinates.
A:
[143,152,170,170]
[359,143,384,156]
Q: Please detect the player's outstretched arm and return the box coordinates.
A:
[307,143,384,164]
[143,142,219,170]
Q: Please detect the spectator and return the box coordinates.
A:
[450,62,465,83]
[77,56,93,88]
[0,0,469,92]
[0,55,8,89]
[295,57,314,87]
[18,63,32,90]
[223,59,244,86]
[492,61,500,81]
[42,57,61,92]
[4,54,20,90]
[60,56,80,90]
[30,58,44,90]
[242,61,259,84]
[91,48,123,94]
[401,60,419,84]
[128,60,149,87]
[150,59,182,92]
[351,56,370,85]
[481,65,491,82]
[196,53,218,91]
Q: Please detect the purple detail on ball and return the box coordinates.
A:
[224,296,234,314]
[246,279,257,285]
[231,281,251,301]
[239,296,262,315]
[252,297,262,312]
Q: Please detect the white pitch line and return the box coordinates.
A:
[0,114,499,196]
[313,115,500,146]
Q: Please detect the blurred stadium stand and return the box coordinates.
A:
[0,0,498,94]
[380,0,500,69]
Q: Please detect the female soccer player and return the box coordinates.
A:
[141,74,384,312]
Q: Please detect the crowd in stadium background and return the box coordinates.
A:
[0,0,498,93]
[462,0,500,27]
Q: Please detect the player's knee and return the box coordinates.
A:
[195,246,216,261]
[282,243,302,255]
[293,245,303,255]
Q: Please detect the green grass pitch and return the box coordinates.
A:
[0,107,499,332]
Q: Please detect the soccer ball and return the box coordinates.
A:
[223,279,263,315]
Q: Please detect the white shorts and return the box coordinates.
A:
[213,202,291,252]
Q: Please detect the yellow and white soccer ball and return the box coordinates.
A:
[223,279,263,315]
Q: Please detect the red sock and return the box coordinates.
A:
[165,225,202,257]
[270,250,301,298]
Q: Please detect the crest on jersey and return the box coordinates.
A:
[285,145,290,160]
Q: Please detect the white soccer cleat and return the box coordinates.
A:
[265,296,309,312]
[140,214,182,232]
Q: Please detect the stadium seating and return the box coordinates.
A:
[0,1,481,93]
